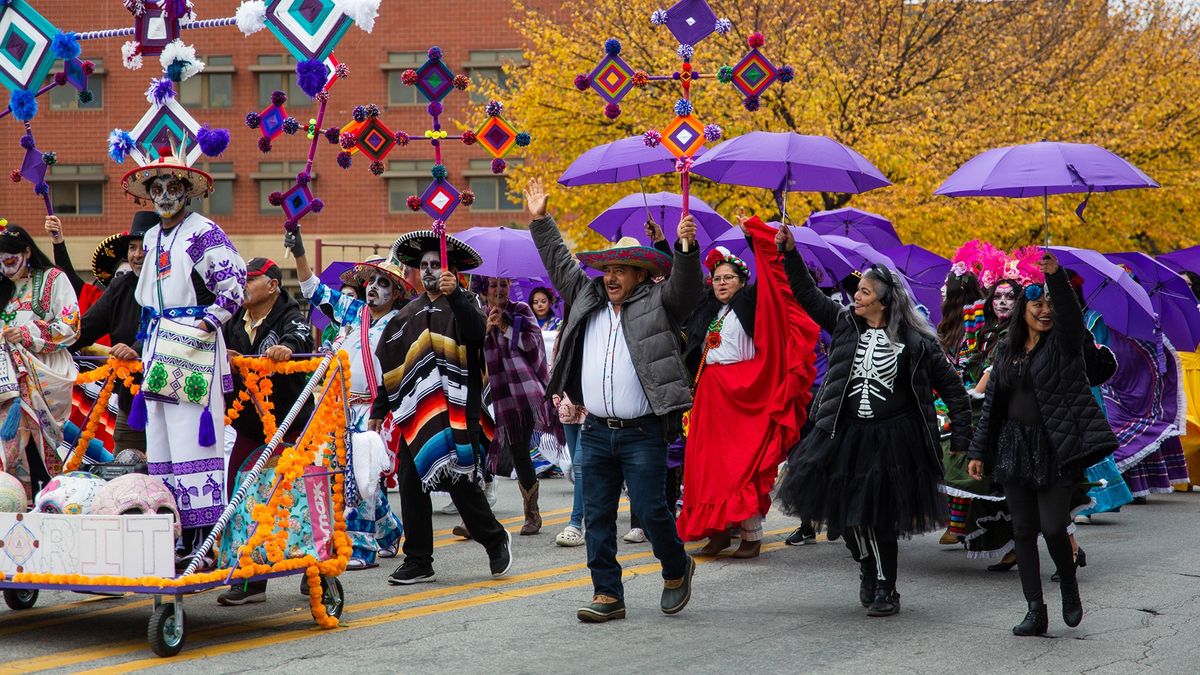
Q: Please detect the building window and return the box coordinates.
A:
[383,52,425,106]
[466,159,523,212]
[48,59,104,110]
[195,162,235,215]
[255,161,313,213]
[463,49,524,104]
[178,56,234,108]
[253,55,310,108]
[384,160,435,213]
[46,164,105,215]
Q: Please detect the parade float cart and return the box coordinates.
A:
[0,339,355,657]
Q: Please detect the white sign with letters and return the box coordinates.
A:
[0,513,175,579]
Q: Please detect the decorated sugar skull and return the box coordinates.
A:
[91,473,182,538]
[0,471,26,512]
[113,449,148,465]
[34,471,107,515]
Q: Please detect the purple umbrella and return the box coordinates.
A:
[1105,252,1200,351]
[1157,245,1200,276]
[805,207,902,250]
[306,261,358,333]
[587,192,730,248]
[935,141,1158,244]
[884,244,952,287]
[1050,246,1158,342]
[822,235,936,321]
[455,226,550,280]
[558,135,706,187]
[691,132,892,195]
[708,225,856,288]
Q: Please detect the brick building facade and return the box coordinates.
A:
[0,0,550,272]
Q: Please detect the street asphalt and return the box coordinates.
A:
[1,477,1197,674]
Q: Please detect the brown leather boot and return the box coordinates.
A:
[452,523,472,539]
[698,531,733,556]
[731,539,761,559]
[519,481,542,535]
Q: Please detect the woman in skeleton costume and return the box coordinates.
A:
[776,254,972,618]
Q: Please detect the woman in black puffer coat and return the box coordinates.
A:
[774,226,972,619]
[968,252,1118,637]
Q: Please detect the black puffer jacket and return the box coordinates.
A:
[967,267,1118,474]
[789,261,973,466]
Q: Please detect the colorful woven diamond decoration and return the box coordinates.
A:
[0,0,59,94]
[588,53,635,105]
[662,0,719,46]
[413,55,456,103]
[420,179,461,221]
[280,181,317,221]
[353,116,397,162]
[128,97,202,166]
[731,49,777,99]
[264,0,353,63]
[63,57,89,91]
[475,116,518,159]
[259,103,289,141]
[134,0,183,58]
[661,114,706,158]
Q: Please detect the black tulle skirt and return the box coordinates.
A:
[777,413,946,540]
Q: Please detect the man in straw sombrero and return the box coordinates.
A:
[369,229,514,585]
[524,178,704,623]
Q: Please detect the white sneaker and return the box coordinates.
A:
[555,525,585,547]
[485,480,498,507]
[1074,514,1092,525]
[440,501,459,515]
[622,528,646,543]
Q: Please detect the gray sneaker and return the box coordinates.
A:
[217,581,266,605]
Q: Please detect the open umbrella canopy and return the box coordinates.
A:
[805,207,902,250]
[1105,252,1200,351]
[690,132,892,194]
[708,224,857,289]
[1157,245,1200,276]
[558,135,706,187]
[884,244,952,287]
[1050,246,1158,343]
[935,141,1159,198]
[454,226,550,280]
[587,192,731,248]
[822,235,936,321]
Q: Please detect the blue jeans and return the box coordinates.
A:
[580,416,688,600]
[565,423,583,528]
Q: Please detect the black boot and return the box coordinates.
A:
[1060,577,1083,627]
[867,586,900,617]
[1012,600,1049,636]
[858,559,877,608]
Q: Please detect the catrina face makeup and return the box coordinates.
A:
[147,176,188,219]
[365,273,396,309]
[992,281,1018,321]
[0,252,26,280]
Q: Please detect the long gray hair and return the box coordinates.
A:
[861,264,937,344]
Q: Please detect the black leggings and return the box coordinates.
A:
[25,440,51,495]
[1003,481,1075,602]
[845,527,898,586]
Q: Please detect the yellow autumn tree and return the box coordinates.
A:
[493,0,1200,256]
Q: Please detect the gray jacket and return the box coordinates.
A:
[529,214,702,417]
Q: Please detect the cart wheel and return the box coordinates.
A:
[315,576,344,621]
[147,603,185,657]
[3,589,38,610]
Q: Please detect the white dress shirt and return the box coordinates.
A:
[706,309,756,365]
[581,304,653,419]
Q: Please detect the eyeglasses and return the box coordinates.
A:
[711,274,740,284]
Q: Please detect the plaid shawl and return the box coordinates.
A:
[484,301,562,457]
[377,295,494,489]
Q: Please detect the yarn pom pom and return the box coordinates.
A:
[283,220,298,233]
[717,65,733,83]
[311,198,325,213]
[643,130,661,147]
[296,59,330,97]
[295,170,311,186]
[491,158,507,174]
[324,127,340,144]
[335,0,382,32]
[431,164,448,180]
[406,195,422,211]
[650,9,668,25]
[258,136,272,153]
[453,74,470,90]
[315,90,329,104]
[394,130,410,146]
[268,191,284,206]
[339,132,356,149]
[337,151,352,169]
[34,182,49,196]
[427,101,443,117]
[145,78,175,105]
[53,72,68,87]
[41,152,57,166]
[160,39,204,82]
[352,105,366,122]
[78,90,93,104]
[604,38,622,56]
[19,134,35,151]
[271,90,287,107]
[603,103,621,119]
[703,124,722,142]
[197,126,230,157]
[9,89,37,122]
[245,112,261,129]
[742,95,760,111]
[121,40,143,70]
[677,43,694,61]
[82,61,95,75]
[632,71,649,87]
[335,63,349,79]
[674,99,693,116]
[459,189,475,206]
[369,161,385,176]
[236,0,267,35]
[456,130,474,146]
[401,69,417,86]
[748,32,766,49]
[515,131,531,147]
[427,46,443,60]
[485,100,503,117]
[365,103,380,118]
[715,18,732,35]
[9,170,20,183]
[282,117,300,135]
[51,31,81,60]
[778,65,794,83]
[573,74,591,91]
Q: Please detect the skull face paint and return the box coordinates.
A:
[0,253,25,280]
[365,273,395,309]
[147,175,188,219]
[992,281,1018,321]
